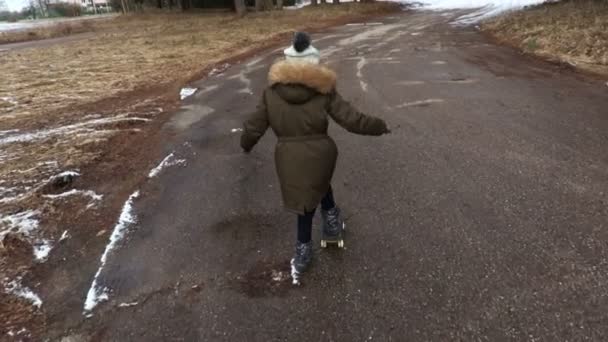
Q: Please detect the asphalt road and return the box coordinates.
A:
[56,10,608,341]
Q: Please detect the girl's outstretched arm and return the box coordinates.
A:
[241,92,269,152]
[326,90,389,136]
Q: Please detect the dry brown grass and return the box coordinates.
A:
[483,0,608,75]
[0,20,97,45]
[0,3,398,130]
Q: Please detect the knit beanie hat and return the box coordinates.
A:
[283,32,320,65]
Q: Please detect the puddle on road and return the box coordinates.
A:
[235,259,294,298]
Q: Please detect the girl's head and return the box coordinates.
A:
[284,32,320,65]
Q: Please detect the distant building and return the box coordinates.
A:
[48,0,110,10]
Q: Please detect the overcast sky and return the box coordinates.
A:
[6,0,29,11]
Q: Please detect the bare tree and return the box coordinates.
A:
[234,0,246,16]
[255,0,273,11]
[90,0,98,14]
[27,0,37,18]
[180,0,192,11]
[36,0,48,16]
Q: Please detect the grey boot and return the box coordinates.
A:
[322,207,343,237]
[291,241,313,275]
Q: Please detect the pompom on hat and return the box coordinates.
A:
[283,32,320,65]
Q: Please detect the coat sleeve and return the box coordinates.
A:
[241,92,269,152]
[326,90,388,136]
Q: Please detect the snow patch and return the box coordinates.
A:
[180,87,197,100]
[148,153,186,178]
[396,99,445,108]
[83,190,140,314]
[237,72,253,95]
[4,278,42,309]
[0,170,79,205]
[118,301,139,307]
[51,170,80,180]
[290,259,301,286]
[396,80,426,86]
[199,84,219,96]
[0,210,56,261]
[60,230,70,241]
[43,189,103,209]
[339,23,404,46]
[33,240,53,261]
[356,57,369,92]
[420,0,546,24]
[0,115,150,146]
[271,270,288,282]
[1,210,41,239]
[0,129,19,137]
[231,128,243,133]
[209,63,230,76]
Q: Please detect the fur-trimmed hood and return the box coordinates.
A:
[269,61,337,94]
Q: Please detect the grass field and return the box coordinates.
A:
[483,0,608,75]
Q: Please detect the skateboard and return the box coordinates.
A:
[320,222,345,248]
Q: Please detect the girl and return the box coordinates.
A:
[241,32,389,279]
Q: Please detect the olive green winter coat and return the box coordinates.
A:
[241,61,388,214]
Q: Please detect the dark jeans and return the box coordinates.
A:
[297,186,336,243]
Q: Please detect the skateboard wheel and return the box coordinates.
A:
[321,240,327,248]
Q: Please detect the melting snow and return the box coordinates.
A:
[356,57,369,92]
[4,278,42,309]
[118,301,139,307]
[83,190,140,314]
[0,170,80,205]
[180,87,197,100]
[148,153,186,178]
[51,170,80,180]
[0,129,19,136]
[290,259,301,286]
[0,115,150,146]
[43,189,103,209]
[0,210,41,238]
[33,240,53,261]
[0,96,18,107]
[209,63,231,76]
[420,0,546,24]
[396,99,445,107]
[0,210,56,262]
[60,230,70,241]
